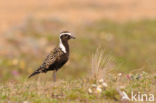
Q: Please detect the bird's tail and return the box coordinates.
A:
[28,70,40,78]
[28,66,43,78]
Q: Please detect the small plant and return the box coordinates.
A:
[90,49,114,81]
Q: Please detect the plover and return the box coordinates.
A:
[28,31,76,82]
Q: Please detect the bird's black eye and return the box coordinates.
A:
[65,34,69,37]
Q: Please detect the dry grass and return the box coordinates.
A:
[91,49,114,80]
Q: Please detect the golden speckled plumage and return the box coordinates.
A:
[28,31,75,79]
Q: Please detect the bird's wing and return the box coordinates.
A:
[42,47,63,69]
[28,47,64,78]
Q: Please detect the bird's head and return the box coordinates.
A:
[60,31,76,41]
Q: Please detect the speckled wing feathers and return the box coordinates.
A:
[41,48,64,71]
[28,47,64,78]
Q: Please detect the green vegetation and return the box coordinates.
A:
[0,19,156,103]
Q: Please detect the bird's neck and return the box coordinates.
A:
[59,39,69,53]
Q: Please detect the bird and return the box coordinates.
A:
[28,31,76,81]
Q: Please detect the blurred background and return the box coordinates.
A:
[0,0,156,82]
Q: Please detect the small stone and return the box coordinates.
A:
[102,82,108,88]
[23,101,29,103]
[99,79,104,83]
[88,88,93,94]
[91,84,97,88]
[118,73,122,77]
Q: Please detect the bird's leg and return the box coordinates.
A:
[53,70,56,82]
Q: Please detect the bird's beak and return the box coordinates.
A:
[70,35,76,39]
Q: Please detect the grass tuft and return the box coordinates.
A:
[90,49,114,81]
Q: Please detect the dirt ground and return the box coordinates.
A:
[0,0,156,34]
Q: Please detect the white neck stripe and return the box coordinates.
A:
[59,38,66,53]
